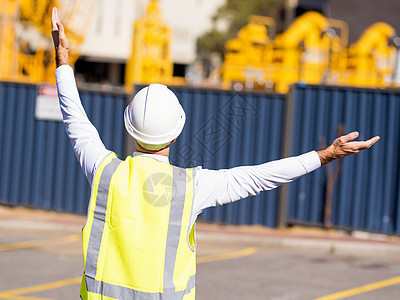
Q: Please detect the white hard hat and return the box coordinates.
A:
[124,84,186,148]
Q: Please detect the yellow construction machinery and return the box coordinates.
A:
[221,15,275,90]
[125,0,184,92]
[0,0,97,83]
[344,22,399,88]
[2,0,398,92]
[272,12,348,93]
[221,11,348,93]
[220,11,400,93]
[0,0,17,81]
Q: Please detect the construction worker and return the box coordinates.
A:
[51,8,379,300]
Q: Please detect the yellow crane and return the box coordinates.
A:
[0,0,97,83]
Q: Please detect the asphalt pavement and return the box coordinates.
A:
[0,206,399,300]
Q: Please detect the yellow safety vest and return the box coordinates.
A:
[80,153,196,300]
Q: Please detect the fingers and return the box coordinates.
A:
[57,21,65,35]
[325,132,379,162]
[350,136,380,148]
[344,135,380,152]
[342,131,359,144]
[333,131,358,147]
[365,136,380,148]
[52,7,65,36]
[337,131,380,148]
[51,7,58,31]
[51,8,63,31]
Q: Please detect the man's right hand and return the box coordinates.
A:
[51,7,70,67]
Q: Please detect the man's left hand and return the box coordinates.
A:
[317,132,380,165]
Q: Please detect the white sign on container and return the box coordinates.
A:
[35,85,63,121]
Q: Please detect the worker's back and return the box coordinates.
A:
[80,154,196,299]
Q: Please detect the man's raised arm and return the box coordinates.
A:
[51,8,111,184]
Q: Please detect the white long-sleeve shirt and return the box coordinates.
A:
[56,65,321,227]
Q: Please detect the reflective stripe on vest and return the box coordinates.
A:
[81,154,196,300]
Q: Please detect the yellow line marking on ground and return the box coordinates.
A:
[0,277,81,299]
[0,235,80,252]
[315,275,400,300]
[0,295,53,300]
[0,247,256,299]
[197,247,257,264]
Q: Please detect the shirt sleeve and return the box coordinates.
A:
[55,65,112,184]
[190,151,321,224]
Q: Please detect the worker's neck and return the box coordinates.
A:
[134,140,170,157]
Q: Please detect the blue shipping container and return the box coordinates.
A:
[1,81,400,235]
[0,82,126,214]
[168,87,285,227]
[287,85,400,235]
